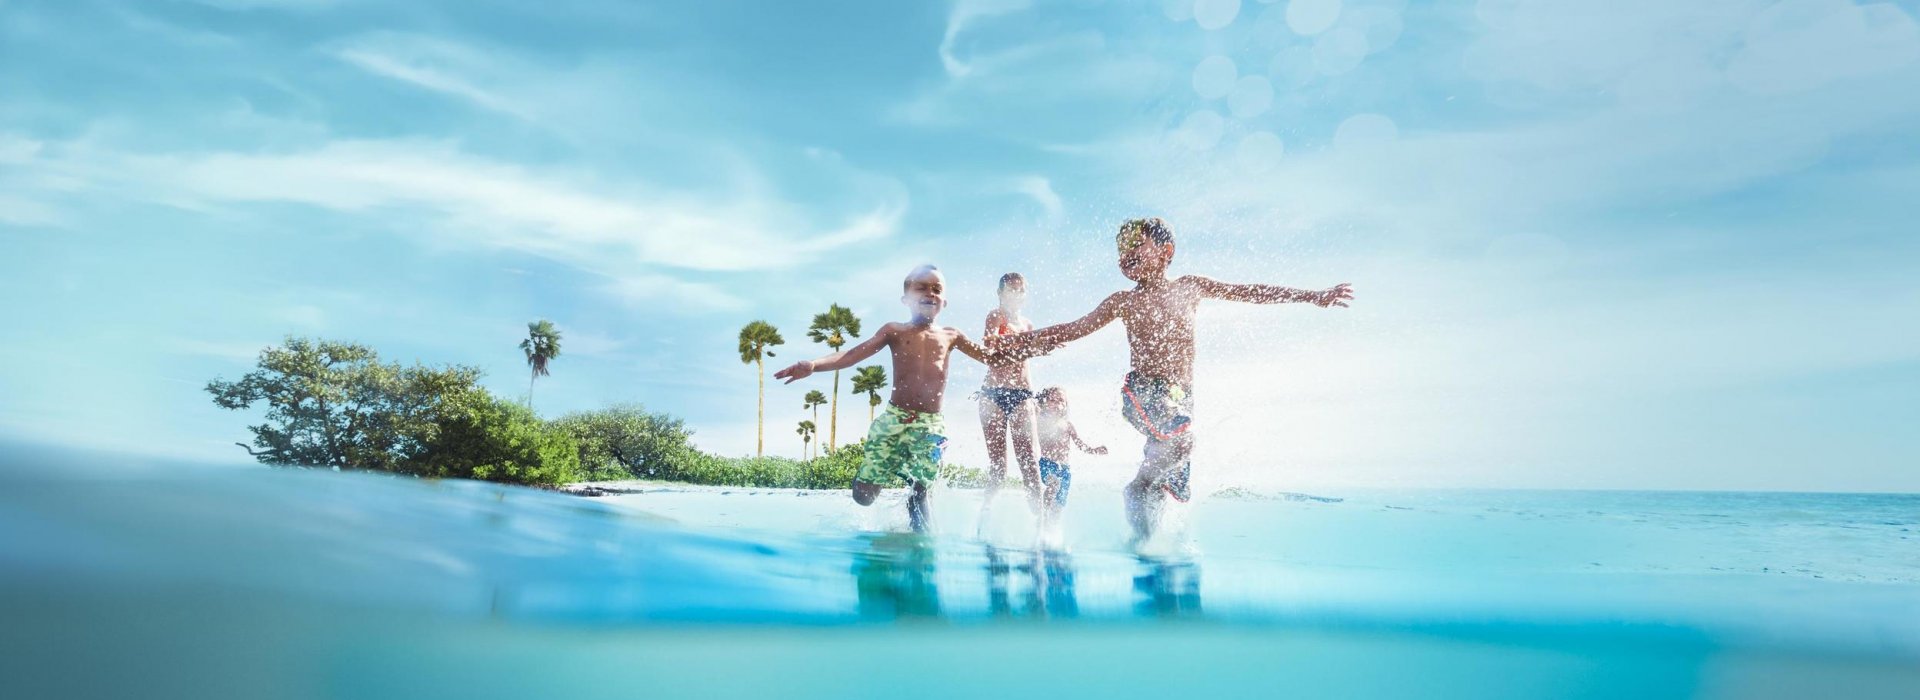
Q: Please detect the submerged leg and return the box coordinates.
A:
[908,483,931,533]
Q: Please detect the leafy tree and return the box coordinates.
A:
[206,337,483,472]
[797,420,816,460]
[520,319,563,410]
[807,304,861,449]
[414,393,581,486]
[851,365,889,423]
[551,405,694,481]
[738,320,785,457]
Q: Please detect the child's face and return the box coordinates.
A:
[1118,238,1173,281]
[902,270,948,320]
[998,279,1026,312]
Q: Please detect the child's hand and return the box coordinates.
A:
[1089,445,1108,456]
[773,360,815,384]
[1314,283,1354,308]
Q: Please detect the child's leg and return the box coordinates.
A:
[1124,436,1192,540]
[977,398,1010,494]
[907,483,931,533]
[1008,402,1043,514]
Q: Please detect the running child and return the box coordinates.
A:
[995,218,1354,542]
[1032,387,1106,527]
[775,265,1054,533]
[975,272,1044,519]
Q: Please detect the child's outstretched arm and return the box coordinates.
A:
[996,292,1125,353]
[1186,276,1353,308]
[1068,423,1107,456]
[774,325,894,384]
[953,329,1046,364]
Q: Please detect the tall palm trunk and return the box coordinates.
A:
[829,370,840,450]
[810,406,820,459]
[527,369,536,409]
[756,357,765,457]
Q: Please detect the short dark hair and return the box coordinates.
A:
[1117,217,1174,251]
[1035,386,1065,405]
[903,264,940,291]
[998,272,1025,291]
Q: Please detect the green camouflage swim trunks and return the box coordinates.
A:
[856,405,948,488]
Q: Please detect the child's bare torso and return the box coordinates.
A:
[1117,277,1204,384]
[982,309,1033,389]
[1036,412,1072,462]
[884,321,967,414]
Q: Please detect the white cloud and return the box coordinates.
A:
[336,36,534,120]
[939,0,1035,77]
[1010,176,1065,222]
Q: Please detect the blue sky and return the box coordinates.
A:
[2,0,1916,491]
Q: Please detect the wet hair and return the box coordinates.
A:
[998,272,1025,292]
[903,264,940,291]
[1035,386,1065,406]
[1117,217,1175,251]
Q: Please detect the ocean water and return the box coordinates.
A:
[2,443,1916,699]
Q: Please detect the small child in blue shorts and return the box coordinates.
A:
[1033,387,1106,527]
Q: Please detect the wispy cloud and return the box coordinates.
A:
[6,134,906,307]
[335,36,534,120]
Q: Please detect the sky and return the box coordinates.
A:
[2,0,1916,492]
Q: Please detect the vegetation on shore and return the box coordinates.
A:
[207,337,983,490]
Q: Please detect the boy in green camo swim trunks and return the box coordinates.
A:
[995,218,1355,543]
[857,405,948,491]
[777,265,1055,533]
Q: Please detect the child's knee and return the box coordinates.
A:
[851,480,881,506]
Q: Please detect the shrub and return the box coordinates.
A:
[414,394,582,487]
[551,405,692,481]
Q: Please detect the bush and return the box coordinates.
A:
[550,405,692,481]
[413,394,582,487]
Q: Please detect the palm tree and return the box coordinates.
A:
[797,420,816,460]
[519,320,562,410]
[738,320,785,457]
[807,304,861,450]
[802,390,827,458]
[851,365,889,423]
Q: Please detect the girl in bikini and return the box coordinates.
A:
[976,272,1043,521]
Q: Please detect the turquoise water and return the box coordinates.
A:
[2,443,1917,699]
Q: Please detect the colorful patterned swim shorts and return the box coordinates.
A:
[856,405,948,488]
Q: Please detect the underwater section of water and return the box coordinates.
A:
[1,442,1917,699]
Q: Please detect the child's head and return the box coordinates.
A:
[1116,217,1175,282]
[1035,386,1068,414]
[997,272,1027,312]
[901,264,948,321]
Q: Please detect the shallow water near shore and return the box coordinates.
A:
[2,444,1917,699]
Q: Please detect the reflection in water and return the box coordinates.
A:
[851,534,1201,622]
[853,533,942,619]
[1133,556,1202,617]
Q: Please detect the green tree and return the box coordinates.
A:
[797,420,816,460]
[807,304,861,450]
[551,405,694,481]
[206,337,483,472]
[519,319,563,410]
[414,393,581,486]
[802,389,827,456]
[851,365,889,423]
[738,320,785,457]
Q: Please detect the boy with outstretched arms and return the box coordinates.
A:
[995,218,1354,542]
[775,265,1052,533]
